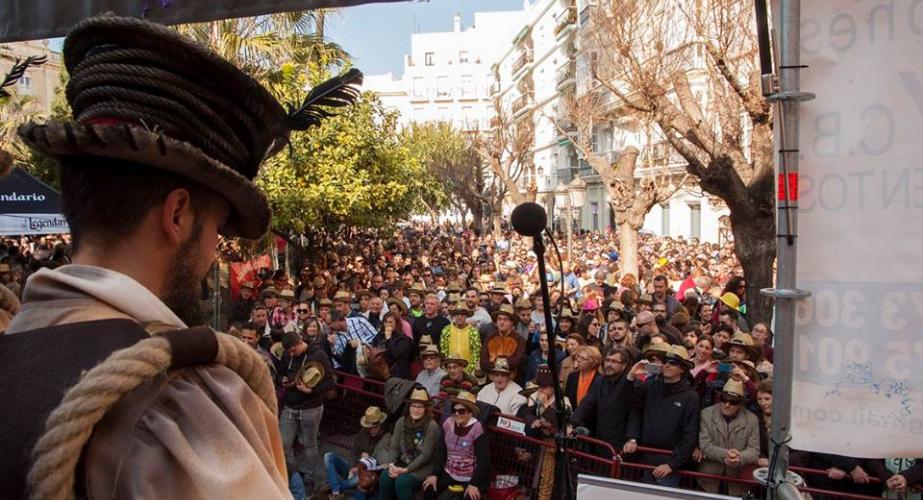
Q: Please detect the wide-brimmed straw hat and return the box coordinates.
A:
[18,15,362,239]
[722,332,758,360]
[449,390,480,416]
[405,386,432,405]
[360,406,388,428]
[449,302,470,315]
[492,304,519,324]
[442,353,470,368]
[487,357,512,375]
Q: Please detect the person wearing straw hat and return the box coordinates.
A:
[695,378,760,496]
[476,357,526,415]
[278,330,335,493]
[0,13,363,500]
[321,406,391,500]
[518,365,566,500]
[406,282,427,318]
[378,385,440,500]
[231,279,257,323]
[423,390,491,500]
[414,345,446,397]
[481,304,526,380]
[439,353,480,398]
[439,302,480,374]
[626,344,700,487]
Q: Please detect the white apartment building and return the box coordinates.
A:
[0,40,64,115]
[363,1,726,242]
[362,10,522,132]
[491,0,578,208]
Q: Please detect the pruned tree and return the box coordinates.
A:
[403,121,488,231]
[472,98,536,209]
[549,92,683,278]
[585,0,773,325]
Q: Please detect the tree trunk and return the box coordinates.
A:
[618,222,640,279]
[729,208,775,328]
[471,202,484,234]
[492,216,502,240]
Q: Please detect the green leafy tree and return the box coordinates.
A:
[259,93,426,233]
[404,121,489,232]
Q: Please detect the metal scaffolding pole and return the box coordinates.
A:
[763,0,813,498]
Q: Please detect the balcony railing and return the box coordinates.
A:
[512,50,533,74]
[512,93,532,115]
[556,64,576,88]
[554,7,577,36]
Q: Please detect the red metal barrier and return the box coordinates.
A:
[319,373,888,500]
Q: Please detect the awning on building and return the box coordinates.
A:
[0,0,407,43]
[0,168,69,235]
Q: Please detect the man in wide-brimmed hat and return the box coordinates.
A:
[321,406,390,500]
[696,378,760,496]
[626,343,700,487]
[231,279,258,323]
[407,282,427,318]
[481,304,526,380]
[0,14,362,500]
[439,302,480,374]
[415,344,446,397]
[439,352,480,398]
[476,357,526,415]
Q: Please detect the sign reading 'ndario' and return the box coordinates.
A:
[794,0,923,456]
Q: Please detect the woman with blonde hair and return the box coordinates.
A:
[565,345,602,408]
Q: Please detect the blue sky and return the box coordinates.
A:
[328,0,524,76]
[49,1,525,75]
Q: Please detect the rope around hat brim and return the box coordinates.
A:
[26,332,277,500]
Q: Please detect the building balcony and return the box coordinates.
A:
[489,81,500,97]
[554,7,577,38]
[512,50,534,76]
[556,64,576,90]
[517,75,534,94]
[512,92,532,116]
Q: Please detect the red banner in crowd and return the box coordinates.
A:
[229,254,271,300]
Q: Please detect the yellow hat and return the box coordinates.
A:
[719,292,741,311]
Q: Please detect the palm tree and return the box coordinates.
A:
[175,10,349,97]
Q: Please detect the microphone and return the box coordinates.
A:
[510,202,547,237]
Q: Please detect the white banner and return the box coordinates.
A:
[0,214,69,235]
[794,1,923,456]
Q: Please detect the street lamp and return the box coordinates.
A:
[554,176,586,261]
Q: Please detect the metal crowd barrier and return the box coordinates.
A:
[318,372,889,500]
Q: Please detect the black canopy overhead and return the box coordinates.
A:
[0,168,69,235]
[0,0,407,43]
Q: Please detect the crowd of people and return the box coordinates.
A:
[219,224,921,500]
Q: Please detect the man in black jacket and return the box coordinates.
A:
[626,344,700,487]
[278,330,335,493]
[570,346,638,455]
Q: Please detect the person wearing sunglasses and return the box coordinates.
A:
[694,378,760,496]
[625,344,700,488]
[284,301,314,335]
[423,391,490,500]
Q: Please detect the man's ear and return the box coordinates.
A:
[161,188,193,246]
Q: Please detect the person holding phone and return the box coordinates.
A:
[626,344,700,487]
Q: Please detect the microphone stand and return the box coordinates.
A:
[532,232,575,500]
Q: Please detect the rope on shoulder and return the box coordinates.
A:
[26,329,277,500]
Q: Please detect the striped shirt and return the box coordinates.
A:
[331,316,379,368]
